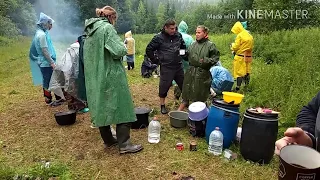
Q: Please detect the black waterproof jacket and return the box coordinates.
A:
[297,91,320,151]
[146,29,186,68]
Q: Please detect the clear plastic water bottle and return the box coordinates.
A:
[208,127,223,155]
[148,117,161,144]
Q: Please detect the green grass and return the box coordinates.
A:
[0,28,319,179]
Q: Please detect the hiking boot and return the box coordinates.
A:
[161,105,168,114]
[119,140,143,154]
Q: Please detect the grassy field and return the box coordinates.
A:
[0,28,319,179]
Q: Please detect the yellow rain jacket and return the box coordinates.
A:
[124,31,135,55]
[231,22,254,78]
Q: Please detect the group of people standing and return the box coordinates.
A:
[146,19,254,114]
[28,5,254,154]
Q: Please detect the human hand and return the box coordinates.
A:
[51,63,56,69]
[275,127,313,155]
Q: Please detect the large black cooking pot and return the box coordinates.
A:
[131,107,152,129]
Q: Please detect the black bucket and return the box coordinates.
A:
[240,109,279,164]
[131,107,152,129]
[188,117,207,137]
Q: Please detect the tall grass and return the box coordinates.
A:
[132,28,320,133]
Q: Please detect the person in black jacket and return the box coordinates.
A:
[275,91,320,154]
[146,19,187,114]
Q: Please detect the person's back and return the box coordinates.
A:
[83,5,143,154]
[124,31,135,70]
[124,31,135,55]
[232,24,253,55]
[231,21,254,90]
[210,66,234,94]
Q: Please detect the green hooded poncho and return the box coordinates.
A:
[182,38,220,102]
[83,17,136,127]
[173,21,195,89]
[178,21,194,71]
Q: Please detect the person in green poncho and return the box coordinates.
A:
[83,6,143,154]
[178,25,220,111]
[173,21,195,99]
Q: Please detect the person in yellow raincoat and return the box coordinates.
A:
[231,21,254,91]
[124,30,135,70]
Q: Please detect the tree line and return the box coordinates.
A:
[0,0,319,37]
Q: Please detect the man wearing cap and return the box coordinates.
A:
[29,12,63,106]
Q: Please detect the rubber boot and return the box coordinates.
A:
[99,126,118,148]
[161,105,168,114]
[235,77,243,91]
[244,73,250,86]
[117,123,143,154]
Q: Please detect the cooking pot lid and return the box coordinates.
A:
[212,99,240,107]
[189,102,207,113]
[246,108,279,118]
[134,107,151,114]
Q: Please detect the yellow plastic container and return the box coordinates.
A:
[222,92,244,105]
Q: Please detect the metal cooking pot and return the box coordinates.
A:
[132,107,152,129]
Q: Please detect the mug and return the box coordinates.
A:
[179,49,186,55]
[279,145,320,180]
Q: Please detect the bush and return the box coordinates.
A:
[0,16,21,37]
[8,0,36,36]
[133,28,320,134]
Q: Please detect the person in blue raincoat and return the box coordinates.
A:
[29,12,63,106]
[209,66,234,96]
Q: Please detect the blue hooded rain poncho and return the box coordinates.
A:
[29,12,56,86]
[210,66,234,94]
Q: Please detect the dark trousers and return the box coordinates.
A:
[99,123,131,148]
[40,67,62,103]
[159,66,184,98]
[127,62,134,70]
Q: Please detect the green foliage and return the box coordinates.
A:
[0,0,36,36]
[8,0,36,36]
[156,2,166,31]
[0,16,21,37]
[136,0,147,33]
[132,28,320,134]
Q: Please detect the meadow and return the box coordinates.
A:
[0,28,319,179]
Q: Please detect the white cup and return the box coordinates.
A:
[179,49,186,55]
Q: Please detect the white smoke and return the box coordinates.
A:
[33,0,83,43]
